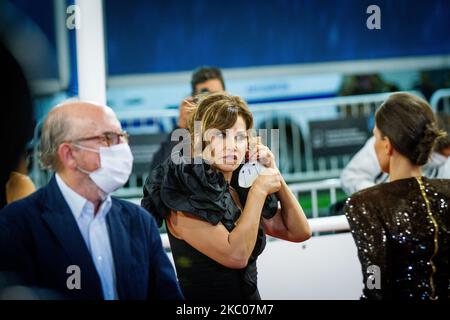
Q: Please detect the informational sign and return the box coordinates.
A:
[309,117,370,157]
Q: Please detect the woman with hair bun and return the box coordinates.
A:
[345,92,450,300]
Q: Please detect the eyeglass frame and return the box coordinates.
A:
[66,131,129,147]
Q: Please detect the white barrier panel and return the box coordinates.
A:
[430,88,450,113]
[258,233,363,300]
[158,215,351,249]
[307,215,349,233]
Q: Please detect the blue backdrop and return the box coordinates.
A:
[105,0,450,75]
[4,0,450,80]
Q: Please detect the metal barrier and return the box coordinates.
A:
[430,88,450,113]
[250,91,424,182]
[288,178,342,219]
[156,214,350,251]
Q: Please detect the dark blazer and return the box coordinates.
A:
[0,175,183,300]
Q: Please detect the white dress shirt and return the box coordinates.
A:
[55,174,118,300]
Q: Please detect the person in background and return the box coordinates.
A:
[341,111,450,196]
[149,66,226,170]
[0,42,34,210]
[345,92,449,300]
[0,101,183,300]
[434,112,450,157]
[6,154,36,204]
[0,41,35,298]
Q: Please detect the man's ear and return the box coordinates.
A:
[384,136,394,156]
[58,143,77,170]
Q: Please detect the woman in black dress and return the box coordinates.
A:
[345,93,450,300]
[142,92,311,299]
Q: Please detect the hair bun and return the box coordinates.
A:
[413,123,445,165]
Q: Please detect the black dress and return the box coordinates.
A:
[345,177,450,300]
[142,157,278,300]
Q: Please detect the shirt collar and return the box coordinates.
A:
[55,173,112,220]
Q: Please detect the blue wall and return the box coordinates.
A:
[1,0,58,80]
[105,0,450,75]
[4,0,450,81]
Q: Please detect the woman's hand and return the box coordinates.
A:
[251,167,282,196]
[247,136,281,195]
[177,97,195,128]
[248,136,278,170]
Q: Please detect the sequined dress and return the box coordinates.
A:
[345,177,450,300]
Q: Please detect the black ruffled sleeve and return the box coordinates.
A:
[142,157,239,229]
[142,159,279,228]
[141,159,170,227]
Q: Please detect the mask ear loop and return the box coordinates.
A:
[71,143,100,175]
[72,143,100,153]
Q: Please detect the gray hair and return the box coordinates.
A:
[39,105,76,171]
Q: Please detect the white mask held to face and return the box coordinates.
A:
[75,143,134,194]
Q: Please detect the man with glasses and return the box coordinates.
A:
[0,101,183,300]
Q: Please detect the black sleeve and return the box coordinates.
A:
[344,195,391,300]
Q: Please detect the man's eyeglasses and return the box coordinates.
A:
[69,131,129,147]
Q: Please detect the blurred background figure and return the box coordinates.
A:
[0,41,37,299]
[0,42,35,210]
[6,154,36,205]
[339,74,399,96]
[435,112,450,157]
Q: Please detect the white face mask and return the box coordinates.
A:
[75,143,134,194]
[427,152,448,169]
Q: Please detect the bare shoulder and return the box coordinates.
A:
[168,210,222,239]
